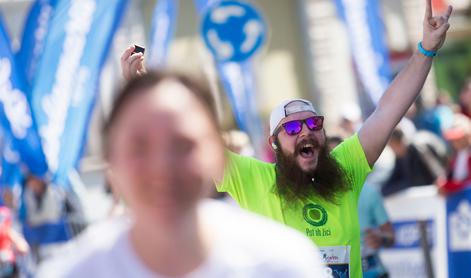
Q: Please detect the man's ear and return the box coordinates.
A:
[268,136,278,150]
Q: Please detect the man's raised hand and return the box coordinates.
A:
[422,0,453,52]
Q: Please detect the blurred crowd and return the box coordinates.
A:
[0,75,469,277]
[222,76,471,278]
[0,1,465,275]
[326,77,471,197]
[0,75,469,278]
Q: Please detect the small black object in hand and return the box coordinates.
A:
[132,45,145,55]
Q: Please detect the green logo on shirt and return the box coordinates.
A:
[303,204,328,226]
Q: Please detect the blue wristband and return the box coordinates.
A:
[418,42,437,57]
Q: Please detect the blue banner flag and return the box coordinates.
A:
[148,0,179,69]
[218,61,264,150]
[195,0,265,156]
[0,135,23,189]
[16,0,57,88]
[0,15,48,177]
[30,0,128,185]
[446,187,471,278]
[334,0,391,104]
[201,0,267,63]
[194,0,219,13]
[0,130,19,187]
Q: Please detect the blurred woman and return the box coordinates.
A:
[459,78,471,118]
[440,114,471,194]
[38,71,323,277]
[0,206,29,278]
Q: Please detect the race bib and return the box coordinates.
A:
[319,245,351,278]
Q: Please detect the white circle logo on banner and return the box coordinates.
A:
[201,0,267,63]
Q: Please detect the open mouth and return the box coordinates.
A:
[299,143,315,158]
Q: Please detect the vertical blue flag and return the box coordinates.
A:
[0,15,48,178]
[195,0,265,156]
[0,133,23,189]
[16,0,58,88]
[334,0,391,104]
[148,0,179,69]
[6,0,57,187]
[30,0,128,185]
[218,61,264,152]
[446,187,471,278]
[194,0,219,15]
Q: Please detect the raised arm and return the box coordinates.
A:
[359,0,452,167]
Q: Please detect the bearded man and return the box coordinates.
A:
[218,99,368,277]
[214,2,452,277]
[120,1,452,276]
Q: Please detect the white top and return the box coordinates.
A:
[37,200,324,278]
[453,149,470,181]
[24,186,64,226]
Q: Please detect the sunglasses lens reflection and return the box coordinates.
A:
[283,121,302,135]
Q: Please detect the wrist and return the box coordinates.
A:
[418,41,437,57]
[421,40,437,51]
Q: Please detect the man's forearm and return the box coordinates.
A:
[358,1,452,166]
[376,51,433,124]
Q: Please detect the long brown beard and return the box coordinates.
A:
[274,138,350,204]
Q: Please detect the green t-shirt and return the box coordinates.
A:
[217,134,371,278]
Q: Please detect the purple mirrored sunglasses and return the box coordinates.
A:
[275,116,324,136]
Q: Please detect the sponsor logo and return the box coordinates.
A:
[450,200,471,251]
[40,0,96,171]
[306,227,332,237]
[303,203,328,226]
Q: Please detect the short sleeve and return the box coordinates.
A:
[217,152,244,195]
[331,133,372,199]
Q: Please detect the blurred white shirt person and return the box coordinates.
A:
[38,71,324,278]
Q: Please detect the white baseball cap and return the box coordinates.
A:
[269,99,317,136]
[444,114,471,141]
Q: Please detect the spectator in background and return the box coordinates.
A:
[434,93,456,130]
[22,176,64,264]
[22,176,63,229]
[359,149,395,278]
[327,137,394,278]
[223,129,255,157]
[339,103,362,137]
[326,135,344,151]
[358,152,395,278]
[20,176,85,265]
[459,77,471,118]
[413,93,455,137]
[414,99,445,136]
[439,114,471,194]
[0,188,15,210]
[358,184,394,278]
[382,124,447,196]
[0,206,29,278]
[38,71,324,278]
